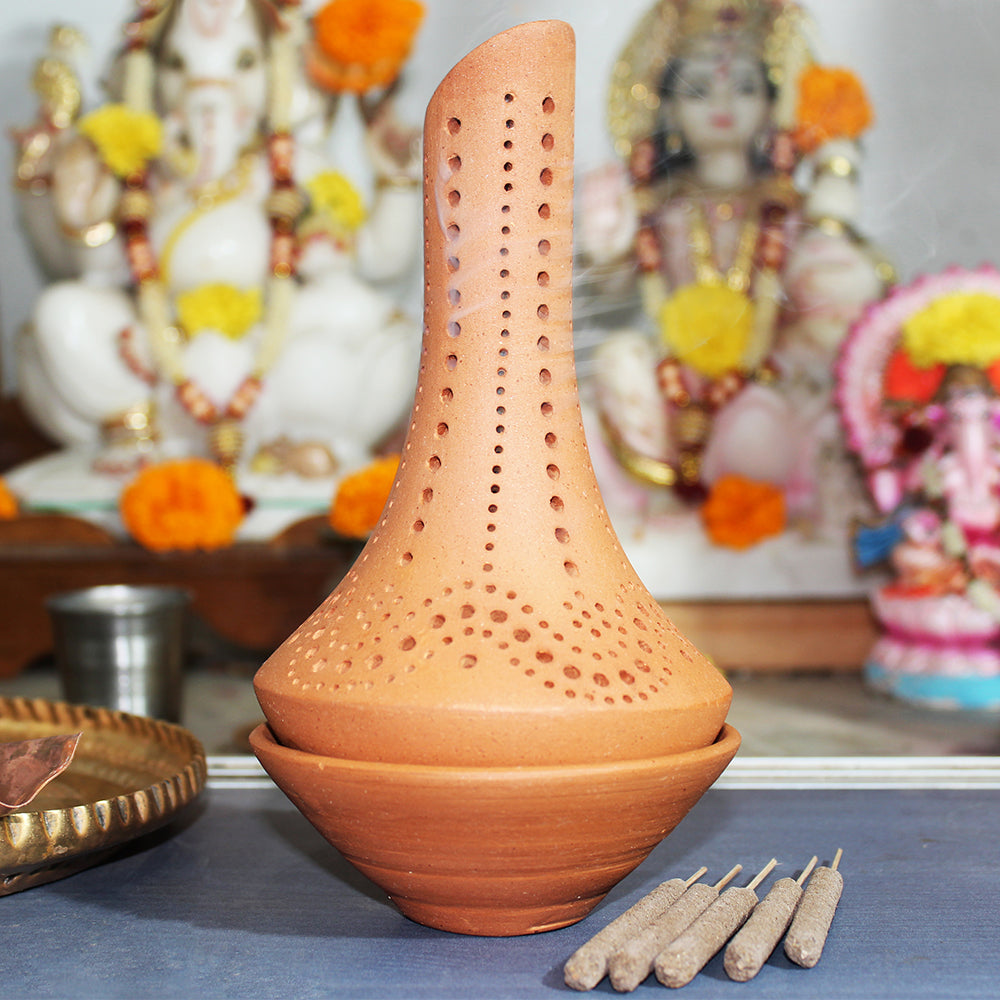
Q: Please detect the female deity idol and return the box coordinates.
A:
[10,0,424,498]
[581,0,891,545]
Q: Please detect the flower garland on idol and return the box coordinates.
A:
[77,0,423,472]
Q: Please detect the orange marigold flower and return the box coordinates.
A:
[794,65,873,155]
[329,454,400,538]
[883,348,946,404]
[701,474,786,550]
[0,478,19,519]
[310,0,424,94]
[120,458,244,552]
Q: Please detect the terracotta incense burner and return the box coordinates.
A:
[252,20,739,936]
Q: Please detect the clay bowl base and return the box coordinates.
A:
[250,722,740,936]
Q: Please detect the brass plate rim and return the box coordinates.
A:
[0,696,207,895]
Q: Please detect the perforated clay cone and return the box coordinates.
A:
[253,20,739,936]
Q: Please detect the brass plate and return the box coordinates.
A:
[0,696,207,895]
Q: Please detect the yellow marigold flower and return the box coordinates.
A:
[77,103,163,178]
[0,478,20,519]
[121,458,245,552]
[701,474,786,550]
[176,283,262,340]
[660,283,754,379]
[305,170,367,235]
[310,0,425,93]
[902,291,1000,369]
[329,454,400,538]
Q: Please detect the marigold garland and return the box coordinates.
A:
[0,479,19,520]
[77,104,163,177]
[660,283,754,380]
[793,66,873,155]
[329,454,400,538]
[901,291,1000,370]
[304,170,367,238]
[175,283,263,341]
[120,459,245,552]
[701,474,786,549]
[309,0,425,93]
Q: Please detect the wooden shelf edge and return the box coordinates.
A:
[659,599,876,673]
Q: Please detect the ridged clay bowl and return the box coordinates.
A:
[250,722,740,936]
[253,21,739,936]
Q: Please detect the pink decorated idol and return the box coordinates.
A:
[838,265,1000,709]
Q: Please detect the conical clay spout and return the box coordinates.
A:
[255,20,732,768]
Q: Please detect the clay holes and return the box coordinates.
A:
[505,93,514,103]
[422,487,434,503]
[564,560,580,577]
[436,422,449,438]
[593,672,609,687]
[428,455,442,471]
[514,628,530,642]
[564,665,580,680]
[412,519,424,533]
[537,271,550,287]
[537,336,550,351]
[538,239,551,255]
[550,496,564,512]
[504,140,513,150]
[447,189,460,209]
[447,117,461,135]
[400,551,413,565]
[447,321,460,338]
[447,257,460,274]
[541,402,553,417]
[400,636,416,651]
[555,527,570,544]
[537,304,549,320]
[431,614,445,629]
[545,432,557,447]
[539,368,552,385]
[440,388,453,403]
[447,223,460,241]
[506,118,514,129]
[504,162,513,173]
[542,96,555,113]
[500,268,510,279]
[538,203,550,220]
[540,167,554,186]
[367,654,383,671]
[460,604,475,619]
[448,289,461,306]
[547,463,560,480]
[446,355,458,371]
[490,609,507,623]
[460,654,477,669]
[448,155,461,173]
[633,617,649,631]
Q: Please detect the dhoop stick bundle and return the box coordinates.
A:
[562,852,844,991]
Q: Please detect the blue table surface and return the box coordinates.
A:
[2,778,998,999]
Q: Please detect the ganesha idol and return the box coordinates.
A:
[8,0,425,532]
[839,266,1000,710]
[576,0,893,595]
